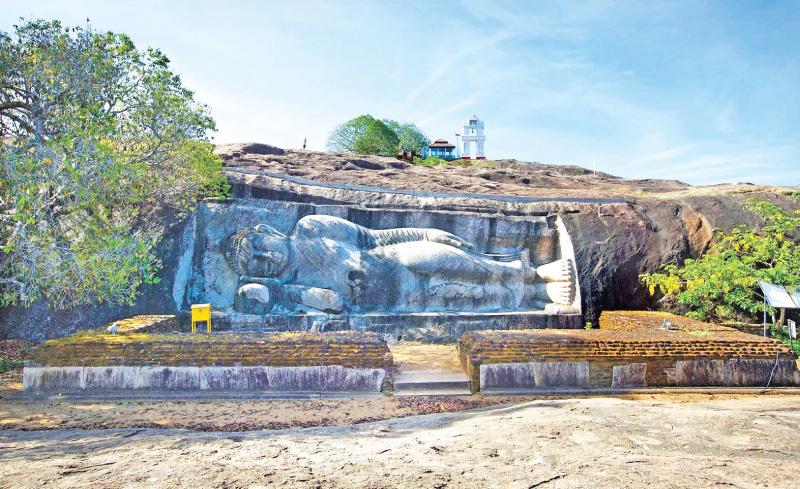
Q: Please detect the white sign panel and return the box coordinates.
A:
[789,319,797,340]
[758,281,799,309]
[788,287,800,308]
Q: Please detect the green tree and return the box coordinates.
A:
[382,119,430,154]
[0,19,227,309]
[640,198,800,322]
[326,114,399,155]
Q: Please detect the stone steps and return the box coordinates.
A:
[393,369,471,396]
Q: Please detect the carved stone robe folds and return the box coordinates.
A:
[262,215,531,314]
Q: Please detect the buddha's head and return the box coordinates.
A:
[224,224,290,278]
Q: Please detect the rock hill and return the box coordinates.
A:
[215,142,781,200]
[216,143,798,323]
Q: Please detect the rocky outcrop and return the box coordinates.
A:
[2,143,796,340]
[217,145,797,325]
[563,195,795,322]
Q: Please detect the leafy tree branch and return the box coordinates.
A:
[0,19,229,309]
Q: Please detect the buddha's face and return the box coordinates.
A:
[242,232,289,277]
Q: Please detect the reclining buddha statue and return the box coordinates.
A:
[223,215,576,315]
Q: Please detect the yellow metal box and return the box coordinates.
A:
[191,303,212,333]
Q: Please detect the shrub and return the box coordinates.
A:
[414,156,448,167]
[641,198,800,322]
[0,358,23,373]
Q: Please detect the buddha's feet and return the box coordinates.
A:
[543,303,580,314]
[535,258,575,283]
[531,280,575,306]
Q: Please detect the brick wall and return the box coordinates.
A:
[30,331,392,370]
[458,311,797,390]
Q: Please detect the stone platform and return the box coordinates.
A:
[458,311,800,392]
[24,330,391,393]
[207,310,583,342]
[392,370,471,396]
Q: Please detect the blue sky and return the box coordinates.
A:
[2,1,799,185]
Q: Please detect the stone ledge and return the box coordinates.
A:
[207,310,584,341]
[23,365,387,393]
[227,168,629,217]
[477,359,800,390]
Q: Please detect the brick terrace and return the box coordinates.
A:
[458,311,797,388]
[29,331,392,370]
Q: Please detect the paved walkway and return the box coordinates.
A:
[388,342,464,373]
[390,342,471,395]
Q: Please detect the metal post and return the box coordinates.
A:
[764,295,767,337]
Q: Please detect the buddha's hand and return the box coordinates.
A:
[426,230,475,249]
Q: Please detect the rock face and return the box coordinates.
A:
[0,218,189,341]
[2,143,797,340]
[216,145,798,325]
[174,199,583,339]
[561,195,795,322]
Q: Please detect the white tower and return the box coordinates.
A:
[461,114,485,159]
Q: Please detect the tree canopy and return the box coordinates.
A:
[0,19,228,309]
[641,198,800,322]
[326,114,429,156]
[326,115,398,155]
[382,120,430,154]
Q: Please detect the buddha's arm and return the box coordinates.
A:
[240,276,281,287]
[295,215,475,250]
[369,228,475,249]
[284,284,343,313]
[240,276,343,313]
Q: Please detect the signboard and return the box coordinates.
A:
[789,319,797,340]
[758,281,799,309]
[788,287,800,308]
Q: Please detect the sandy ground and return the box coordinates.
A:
[4,340,800,487]
[0,369,21,392]
[1,395,799,488]
[0,393,516,431]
